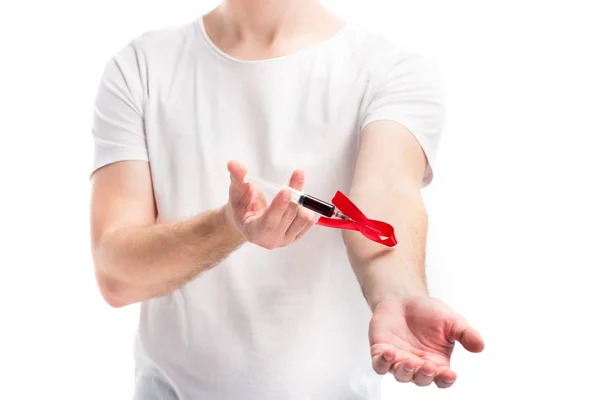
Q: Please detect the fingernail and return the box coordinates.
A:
[424,371,435,377]
[383,353,393,361]
[404,366,415,373]
[443,379,455,384]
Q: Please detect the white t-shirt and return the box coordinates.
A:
[92,16,443,400]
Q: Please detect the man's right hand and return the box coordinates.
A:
[223,160,315,250]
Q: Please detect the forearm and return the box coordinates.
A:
[343,189,429,310]
[93,205,245,306]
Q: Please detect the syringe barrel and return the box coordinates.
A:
[246,174,303,204]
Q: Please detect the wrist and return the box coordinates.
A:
[218,204,247,246]
[365,280,429,311]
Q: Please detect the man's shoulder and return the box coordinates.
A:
[105,18,200,76]
[343,23,429,80]
[129,18,199,54]
[344,23,409,55]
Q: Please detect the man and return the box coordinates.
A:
[90,1,484,398]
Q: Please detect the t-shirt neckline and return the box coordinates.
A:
[195,15,351,65]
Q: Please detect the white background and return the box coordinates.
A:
[1,1,599,399]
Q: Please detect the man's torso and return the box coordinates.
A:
[119,18,404,400]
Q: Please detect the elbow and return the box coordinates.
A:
[93,259,138,308]
[96,271,133,308]
[103,293,128,309]
[101,287,129,309]
[92,238,138,308]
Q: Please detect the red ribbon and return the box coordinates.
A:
[316,191,397,247]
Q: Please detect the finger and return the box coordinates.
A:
[371,346,396,375]
[390,352,423,383]
[278,169,306,235]
[393,363,417,383]
[279,201,299,228]
[259,189,291,230]
[284,208,314,242]
[292,214,314,241]
[434,368,457,389]
[412,362,438,387]
[450,318,485,353]
[288,169,305,191]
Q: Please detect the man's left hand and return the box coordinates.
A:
[369,296,484,388]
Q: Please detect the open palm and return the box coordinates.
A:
[369,296,484,388]
[225,161,314,249]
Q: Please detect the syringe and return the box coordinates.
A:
[245,174,350,220]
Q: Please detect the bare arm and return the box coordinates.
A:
[90,161,245,308]
[90,160,314,308]
[89,45,314,307]
[343,121,430,310]
[351,56,483,387]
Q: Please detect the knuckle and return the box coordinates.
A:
[300,212,314,224]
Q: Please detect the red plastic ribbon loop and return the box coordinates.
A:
[316,191,397,247]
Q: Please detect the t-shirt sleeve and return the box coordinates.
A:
[360,52,445,187]
[91,42,149,175]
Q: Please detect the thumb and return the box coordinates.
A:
[227,160,251,204]
[227,160,247,184]
[449,317,485,353]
